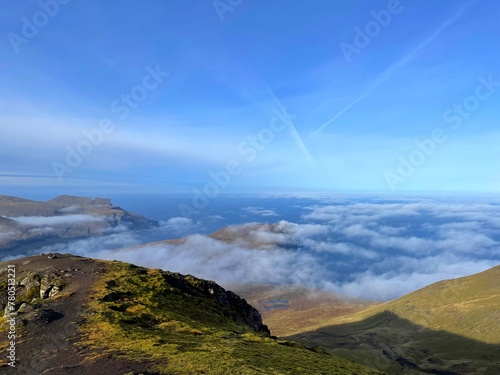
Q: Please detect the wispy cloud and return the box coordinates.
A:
[242,206,278,217]
[10,214,106,226]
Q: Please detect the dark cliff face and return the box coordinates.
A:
[164,272,270,334]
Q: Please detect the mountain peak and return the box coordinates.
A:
[0,253,384,374]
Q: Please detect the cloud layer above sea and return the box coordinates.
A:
[8,196,500,301]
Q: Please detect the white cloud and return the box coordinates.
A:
[47,233,325,288]
[160,217,195,235]
[0,229,21,242]
[5,197,500,302]
[325,256,497,300]
[278,221,329,238]
[9,214,106,227]
[242,206,278,217]
[302,239,378,259]
[209,215,224,220]
[57,205,81,213]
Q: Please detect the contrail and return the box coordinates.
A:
[306,3,475,140]
[306,92,368,140]
[267,87,314,163]
[205,60,314,162]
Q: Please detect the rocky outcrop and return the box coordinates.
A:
[2,268,65,315]
[49,195,111,206]
[93,197,111,206]
[40,272,64,299]
[0,254,268,334]
[48,195,93,206]
[164,272,270,333]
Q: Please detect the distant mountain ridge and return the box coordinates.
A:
[0,194,158,256]
[2,194,121,217]
[209,222,295,249]
[149,221,299,250]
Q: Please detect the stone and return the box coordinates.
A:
[48,285,61,298]
[20,272,41,300]
[17,302,32,314]
[40,273,63,299]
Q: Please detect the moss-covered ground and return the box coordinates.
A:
[79,262,384,374]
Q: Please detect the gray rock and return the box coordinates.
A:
[20,272,41,300]
[17,302,32,314]
[40,273,63,299]
[48,285,60,298]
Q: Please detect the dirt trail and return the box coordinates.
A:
[2,254,161,375]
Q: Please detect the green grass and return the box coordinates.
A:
[286,266,500,375]
[340,265,500,344]
[79,262,384,374]
[292,265,500,345]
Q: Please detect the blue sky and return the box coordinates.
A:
[1,0,500,196]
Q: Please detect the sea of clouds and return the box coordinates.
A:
[4,196,500,301]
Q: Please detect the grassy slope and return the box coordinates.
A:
[305,265,500,343]
[80,261,384,375]
[287,266,500,375]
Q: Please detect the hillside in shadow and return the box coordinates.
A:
[287,311,500,375]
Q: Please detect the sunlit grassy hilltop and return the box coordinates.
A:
[288,266,500,375]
